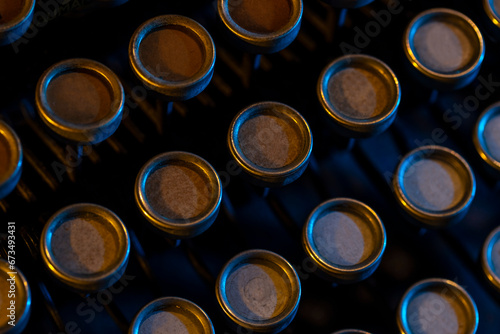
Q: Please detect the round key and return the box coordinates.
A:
[0,259,31,334]
[317,54,400,137]
[404,8,484,90]
[0,121,22,199]
[319,0,374,8]
[482,0,500,37]
[302,198,386,283]
[481,225,500,293]
[0,0,34,46]
[129,297,214,334]
[216,249,301,334]
[40,203,130,292]
[393,145,476,228]
[397,278,478,334]
[217,0,303,53]
[332,330,372,334]
[129,15,215,101]
[473,102,500,176]
[135,151,222,239]
[228,101,312,187]
[36,58,125,144]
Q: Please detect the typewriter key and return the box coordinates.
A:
[0,121,22,199]
[473,102,500,175]
[217,0,303,53]
[404,8,484,90]
[40,203,130,292]
[216,249,301,333]
[397,278,478,334]
[228,101,312,187]
[481,226,500,293]
[36,58,125,144]
[302,198,386,283]
[135,152,222,239]
[332,330,372,334]
[0,260,31,334]
[317,54,400,137]
[129,15,215,101]
[0,0,34,46]
[482,0,500,36]
[393,146,476,228]
[129,297,214,334]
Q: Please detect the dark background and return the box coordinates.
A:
[1,0,500,333]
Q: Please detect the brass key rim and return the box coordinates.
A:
[228,101,313,187]
[481,225,500,292]
[317,54,401,137]
[129,297,215,334]
[404,8,485,88]
[302,198,387,283]
[0,121,22,199]
[393,145,476,228]
[473,102,500,174]
[216,249,301,333]
[0,0,35,46]
[40,203,130,293]
[135,151,222,239]
[36,58,125,144]
[397,278,479,334]
[217,0,303,53]
[129,15,216,100]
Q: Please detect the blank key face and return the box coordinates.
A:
[0,136,10,178]
[46,71,112,125]
[0,0,24,24]
[51,217,118,275]
[406,290,467,334]
[413,21,474,73]
[312,211,374,267]
[228,0,292,33]
[402,158,464,212]
[139,27,204,82]
[145,165,211,220]
[327,67,390,120]
[226,263,289,321]
[238,115,301,169]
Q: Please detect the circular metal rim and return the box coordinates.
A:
[473,102,500,173]
[40,203,130,292]
[403,8,485,84]
[35,58,125,144]
[393,145,476,226]
[228,101,313,185]
[134,151,222,239]
[216,249,301,332]
[317,54,401,135]
[332,330,372,334]
[217,0,303,51]
[128,297,215,334]
[0,121,23,198]
[397,278,479,334]
[481,225,500,292]
[0,0,35,31]
[129,14,216,99]
[302,198,386,281]
[0,259,31,334]
[483,0,500,29]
